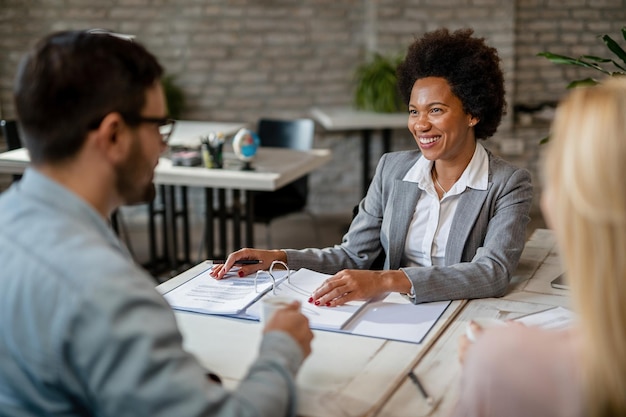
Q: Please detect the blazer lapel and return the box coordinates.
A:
[446,185,490,263]
[386,180,421,269]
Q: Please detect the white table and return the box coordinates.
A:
[156,229,565,417]
[310,107,408,196]
[0,143,332,270]
[157,263,465,417]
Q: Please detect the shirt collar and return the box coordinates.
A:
[18,168,130,255]
[403,142,489,191]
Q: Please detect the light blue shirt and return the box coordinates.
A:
[0,168,303,417]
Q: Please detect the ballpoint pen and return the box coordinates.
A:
[408,371,434,406]
[234,260,262,265]
[212,260,262,265]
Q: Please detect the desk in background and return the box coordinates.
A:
[0,130,332,273]
[154,146,331,264]
[157,229,567,417]
[150,120,246,274]
[310,107,407,196]
[0,120,247,275]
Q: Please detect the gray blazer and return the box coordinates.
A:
[285,149,533,303]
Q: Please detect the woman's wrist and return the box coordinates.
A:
[271,249,288,264]
[381,270,413,293]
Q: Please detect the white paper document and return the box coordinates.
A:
[344,292,451,344]
[163,266,450,344]
[244,268,367,331]
[515,306,575,330]
[163,268,289,315]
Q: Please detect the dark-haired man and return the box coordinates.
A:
[0,30,312,417]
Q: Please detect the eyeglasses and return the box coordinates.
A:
[121,114,176,145]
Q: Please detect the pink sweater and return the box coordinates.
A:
[451,325,585,417]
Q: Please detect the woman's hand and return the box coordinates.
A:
[309,269,412,307]
[458,321,483,364]
[458,319,521,364]
[209,248,287,279]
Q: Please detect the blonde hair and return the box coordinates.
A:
[545,77,626,416]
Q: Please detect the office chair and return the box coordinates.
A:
[1,120,24,182]
[252,118,319,248]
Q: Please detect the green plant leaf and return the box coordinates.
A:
[579,55,613,63]
[602,34,626,66]
[162,75,186,119]
[537,52,607,72]
[567,78,599,88]
[537,27,626,145]
[537,51,577,63]
[354,53,404,113]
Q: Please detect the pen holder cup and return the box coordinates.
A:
[260,295,298,324]
[202,142,223,169]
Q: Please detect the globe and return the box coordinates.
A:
[232,128,260,170]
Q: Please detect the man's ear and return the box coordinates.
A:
[93,112,130,163]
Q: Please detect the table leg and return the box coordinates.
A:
[218,188,227,259]
[204,188,215,260]
[382,128,392,154]
[361,128,372,196]
[361,128,393,197]
[148,199,158,265]
[144,186,168,277]
[180,186,190,265]
[232,189,242,250]
[164,185,179,272]
[245,191,255,248]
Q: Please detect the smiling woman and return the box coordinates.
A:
[407,76,479,197]
[212,27,532,308]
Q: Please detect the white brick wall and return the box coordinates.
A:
[1,0,625,213]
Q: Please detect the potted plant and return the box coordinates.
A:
[162,74,186,119]
[536,26,626,142]
[353,53,404,113]
[538,26,626,88]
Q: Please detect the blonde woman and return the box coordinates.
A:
[452,77,626,416]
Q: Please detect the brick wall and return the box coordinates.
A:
[1,0,625,214]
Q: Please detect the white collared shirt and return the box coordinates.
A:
[401,143,489,267]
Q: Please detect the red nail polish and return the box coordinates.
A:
[308,297,313,303]
[238,270,245,277]
[325,302,331,307]
[314,300,320,306]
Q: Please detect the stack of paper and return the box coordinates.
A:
[163,268,289,315]
[162,266,451,344]
[244,268,367,331]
